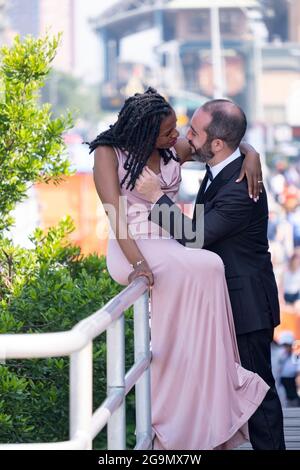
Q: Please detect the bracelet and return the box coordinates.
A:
[131,259,145,269]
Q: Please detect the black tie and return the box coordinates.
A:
[205,164,213,182]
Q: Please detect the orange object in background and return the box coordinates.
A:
[274,307,300,341]
[35,174,109,256]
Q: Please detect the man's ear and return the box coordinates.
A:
[212,139,224,152]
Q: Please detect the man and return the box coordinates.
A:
[136,99,285,450]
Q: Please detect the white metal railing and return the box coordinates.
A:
[0,276,152,450]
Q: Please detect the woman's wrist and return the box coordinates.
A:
[240,142,258,157]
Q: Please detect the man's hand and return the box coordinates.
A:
[128,259,154,286]
[135,167,164,203]
[236,143,263,202]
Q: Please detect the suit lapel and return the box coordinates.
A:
[193,172,209,219]
[202,172,227,202]
[202,156,244,203]
[196,172,209,204]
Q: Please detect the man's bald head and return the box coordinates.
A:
[195,99,247,151]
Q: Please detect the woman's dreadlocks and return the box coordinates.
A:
[88,87,179,190]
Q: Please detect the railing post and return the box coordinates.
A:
[107,314,126,449]
[134,290,152,448]
[70,341,93,449]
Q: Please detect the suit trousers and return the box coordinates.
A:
[237,328,286,450]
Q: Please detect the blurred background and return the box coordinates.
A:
[0,0,300,400]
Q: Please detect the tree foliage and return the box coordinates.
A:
[0,34,73,233]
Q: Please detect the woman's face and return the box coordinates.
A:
[155,109,179,149]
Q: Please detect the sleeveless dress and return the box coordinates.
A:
[106,147,269,450]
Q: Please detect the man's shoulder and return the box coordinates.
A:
[214,174,268,209]
[217,173,249,199]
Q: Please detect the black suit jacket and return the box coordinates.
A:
[149,156,280,335]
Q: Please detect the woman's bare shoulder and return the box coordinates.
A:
[94,145,118,168]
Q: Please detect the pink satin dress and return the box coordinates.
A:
[106,147,269,450]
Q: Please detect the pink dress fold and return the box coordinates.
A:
[106,147,269,450]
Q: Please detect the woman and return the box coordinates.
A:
[90,88,269,450]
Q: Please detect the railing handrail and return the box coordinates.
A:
[0,277,149,360]
[0,276,152,450]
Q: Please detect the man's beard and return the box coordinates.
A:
[189,140,214,163]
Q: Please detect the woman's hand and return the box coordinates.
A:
[236,142,263,202]
[128,259,154,286]
[135,167,164,203]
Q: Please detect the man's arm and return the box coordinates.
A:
[149,182,254,248]
[149,194,201,247]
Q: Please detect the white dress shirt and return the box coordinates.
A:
[205,148,241,191]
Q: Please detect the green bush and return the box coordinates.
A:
[0,217,136,448]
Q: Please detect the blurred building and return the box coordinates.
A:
[261,0,289,42]
[8,0,39,37]
[289,0,300,43]
[93,0,300,132]
[7,0,76,73]
[261,45,300,126]
[93,0,261,122]
[0,0,6,41]
[258,0,300,128]
[261,0,300,44]
[39,0,76,73]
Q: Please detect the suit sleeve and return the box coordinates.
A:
[149,183,254,248]
[148,194,203,248]
[203,183,253,247]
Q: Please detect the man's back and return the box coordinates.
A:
[202,157,280,334]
